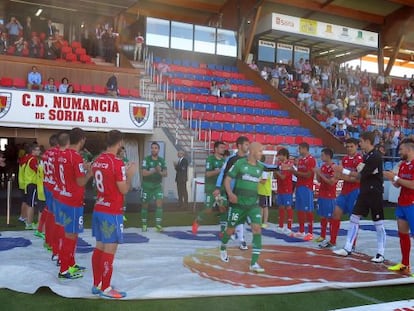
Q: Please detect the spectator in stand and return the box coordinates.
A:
[321,67,329,90]
[44,77,57,92]
[301,71,311,93]
[27,66,42,90]
[347,87,359,116]
[157,58,171,77]
[59,77,69,93]
[28,36,41,58]
[297,88,311,111]
[260,66,268,80]
[23,16,32,42]
[302,59,312,75]
[270,65,279,89]
[102,28,116,63]
[376,73,385,91]
[249,60,259,71]
[383,123,393,136]
[285,60,294,81]
[43,36,58,60]
[0,32,8,54]
[210,80,220,97]
[220,79,235,98]
[91,24,103,57]
[326,111,339,132]
[5,17,22,46]
[45,19,57,38]
[13,37,25,56]
[67,84,75,93]
[294,58,304,81]
[106,73,118,97]
[133,32,144,62]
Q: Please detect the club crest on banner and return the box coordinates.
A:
[0,92,11,119]
[130,102,150,128]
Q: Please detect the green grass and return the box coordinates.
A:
[0,205,406,311]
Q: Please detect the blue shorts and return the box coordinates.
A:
[317,198,336,218]
[277,193,293,207]
[59,202,84,234]
[336,189,359,215]
[295,186,314,211]
[44,188,54,215]
[395,205,414,234]
[92,211,124,244]
[54,200,63,224]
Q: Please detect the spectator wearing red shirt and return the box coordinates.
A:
[313,148,337,243]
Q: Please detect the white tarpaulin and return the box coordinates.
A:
[0,220,413,300]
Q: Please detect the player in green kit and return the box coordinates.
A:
[141,142,167,232]
[192,141,226,234]
[219,142,266,273]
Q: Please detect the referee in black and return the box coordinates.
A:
[333,131,386,263]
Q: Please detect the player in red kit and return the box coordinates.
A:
[274,148,294,235]
[40,134,58,252]
[56,128,93,279]
[313,148,337,243]
[384,139,414,273]
[319,138,362,249]
[291,142,316,240]
[91,130,137,299]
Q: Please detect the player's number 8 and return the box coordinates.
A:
[95,170,104,192]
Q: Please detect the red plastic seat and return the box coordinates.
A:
[13,78,26,89]
[65,53,77,62]
[93,85,106,95]
[0,77,13,87]
[129,89,140,98]
[118,87,129,97]
[80,84,93,94]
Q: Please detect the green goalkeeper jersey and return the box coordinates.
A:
[227,157,264,209]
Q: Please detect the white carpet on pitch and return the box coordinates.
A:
[0,220,413,302]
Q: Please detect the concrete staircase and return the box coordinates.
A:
[137,66,209,178]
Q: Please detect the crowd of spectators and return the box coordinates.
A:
[0,17,66,60]
[253,57,414,142]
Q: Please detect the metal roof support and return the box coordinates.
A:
[384,34,405,77]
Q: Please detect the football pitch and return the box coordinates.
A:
[0,208,413,311]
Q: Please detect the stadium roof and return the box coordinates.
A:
[4,0,414,65]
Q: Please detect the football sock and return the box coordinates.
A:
[235,224,244,242]
[399,232,411,267]
[219,211,227,233]
[306,212,314,234]
[60,236,76,273]
[251,233,262,266]
[101,252,115,291]
[320,217,327,239]
[298,211,306,233]
[221,230,230,248]
[330,219,340,244]
[374,220,386,256]
[278,208,285,228]
[155,207,163,226]
[92,248,103,286]
[141,208,148,226]
[287,208,293,229]
[344,214,360,252]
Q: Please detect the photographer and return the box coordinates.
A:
[5,17,22,46]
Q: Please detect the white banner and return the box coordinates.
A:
[0,88,154,134]
[259,40,276,48]
[272,12,378,48]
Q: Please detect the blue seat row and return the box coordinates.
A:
[168,85,270,100]
[170,72,254,86]
[190,121,312,136]
[183,101,290,117]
